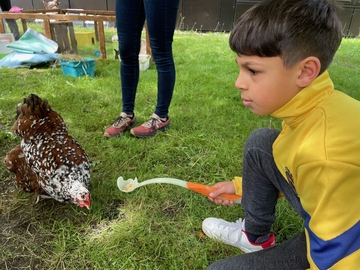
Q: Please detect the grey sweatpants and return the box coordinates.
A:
[207,128,310,270]
[6,19,20,40]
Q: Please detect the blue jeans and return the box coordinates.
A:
[115,0,180,118]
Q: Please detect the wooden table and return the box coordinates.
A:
[0,9,151,59]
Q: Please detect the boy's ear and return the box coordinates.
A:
[296,57,321,88]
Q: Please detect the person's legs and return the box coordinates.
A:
[0,0,11,11]
[6,19,20,40]
[103,0,144,138]
[241,128,305,236]
[143,0,179,118]
[1,0,20,40]
[203,128,307,259]
[128,0,179,138]
[207,231,309,270]
[116,0,145,115]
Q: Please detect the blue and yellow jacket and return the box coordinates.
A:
[234,71,360,269]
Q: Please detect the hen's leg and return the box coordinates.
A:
[35,194,54,204]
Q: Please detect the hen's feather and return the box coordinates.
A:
[6,94,90,209]
[4,145,45,194]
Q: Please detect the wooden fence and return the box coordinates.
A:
[8,0,360,36]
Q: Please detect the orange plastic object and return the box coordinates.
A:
[186,182,242,201]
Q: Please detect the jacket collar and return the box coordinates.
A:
[271,71,334,128]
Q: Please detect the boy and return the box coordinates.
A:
[202,0,360,269]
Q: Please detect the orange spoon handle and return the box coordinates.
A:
[186,182,242,201]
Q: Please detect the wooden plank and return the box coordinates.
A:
[144,21,151,56]
[94,21,99,42]
[21,9,62,13]
[67,23,78,54]
[61,23,71,52]
[49,22,57,49]
[62,9,115,15]
[21,19,28,33]
[0,19,4,34]
[42,19,52,39]
[54,24,65,52]
[97,20,106,59]
[0,12,116,22]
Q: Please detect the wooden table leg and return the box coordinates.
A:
[21,19,28,33]
[42,19,52,39]
[0,19,5,34]
[97,20,106,59]
[145,21,151,56]
[94,21,99,42]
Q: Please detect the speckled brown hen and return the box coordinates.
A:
[4,94,90,209]
[41,0,60,10]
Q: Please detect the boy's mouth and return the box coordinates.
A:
[242,97,252,106]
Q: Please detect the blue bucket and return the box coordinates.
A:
[60,57,95,77]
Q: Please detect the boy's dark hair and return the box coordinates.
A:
[229,0,342,74]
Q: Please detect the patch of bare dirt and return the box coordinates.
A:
[0,124,52,269]
[0,175,47,269]
[0,174,124,269]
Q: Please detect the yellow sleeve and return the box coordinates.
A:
[232,176,243,196]
[232,176,284,198]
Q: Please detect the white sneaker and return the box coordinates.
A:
[202,217,275,253]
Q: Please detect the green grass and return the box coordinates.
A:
[1,25,360,269]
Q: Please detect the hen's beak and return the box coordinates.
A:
[76,194,91,209]
[79,201,90,210]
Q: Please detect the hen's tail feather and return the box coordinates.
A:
[25,94,51,119]
[15,94,52,120]
[13,93,66,138]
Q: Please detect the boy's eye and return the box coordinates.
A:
[248,68,258,75]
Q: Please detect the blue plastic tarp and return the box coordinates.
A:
[0,28,60,68]
[0,51,60,68]
[7,28,58,54]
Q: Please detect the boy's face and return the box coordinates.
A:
[235,55,303,115]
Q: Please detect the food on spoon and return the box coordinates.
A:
[124,183,133,191]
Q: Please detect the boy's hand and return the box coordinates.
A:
[208,181,236,206]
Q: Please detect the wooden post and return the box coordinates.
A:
[94,21,99,42]
[21,19,28,33]
[97,20,106,59]
[42,19,52,39]
[0,19,5,34]
[145,21,151,56]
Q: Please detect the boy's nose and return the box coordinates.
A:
[235,72,246,90]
